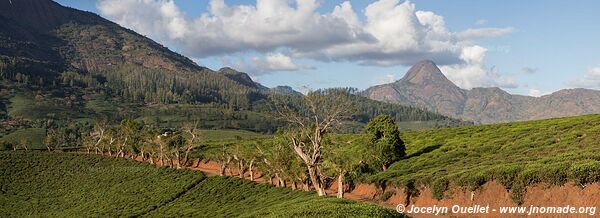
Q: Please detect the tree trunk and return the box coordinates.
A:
[307,165,326,196]
[220,163,227,176]
[274,173,280,187]
[303,181,310,191]
[238,159,245,179]
[292,181,297,190]
[140,149,145,161]
[174,147,181,169]
[248,159,255,181]
[382,164,388,172]
[159,144,164,167]
[183,149,191,167]
[337,171,344,198]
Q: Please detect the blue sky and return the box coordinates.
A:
[56,0,600,96]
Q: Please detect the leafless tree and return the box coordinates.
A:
[90,121,107,154]
[272,89,354,196]
[218,144,232,176]
[181,121,200,167]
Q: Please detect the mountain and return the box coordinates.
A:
[0,0,467,133]
[364,60,600,124]
[366,60,467,118]
[0,0,264,108]
[270,86,302,95]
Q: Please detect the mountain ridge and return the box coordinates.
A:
[0,0,468,133]
[364,60,600,124]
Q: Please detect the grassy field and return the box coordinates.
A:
[0,152,402,217]
[7,94,79,120]
[0,128,45,149]
[368,114,600,203]
[199,129,269,142]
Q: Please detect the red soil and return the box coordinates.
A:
[384,181,600,217]
[114,154,600,217]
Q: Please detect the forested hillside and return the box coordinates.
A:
[0,0,468,149]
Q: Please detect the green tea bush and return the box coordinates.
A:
[568,160,600,186]
[431,177,449,200]
[0,152,402,217]
[367,114,600,204]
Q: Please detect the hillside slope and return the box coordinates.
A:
[0,0,465,135]
[368,114,600,203]
[0,152,401,217]
[364,60,600,124]
[0,0,266,108]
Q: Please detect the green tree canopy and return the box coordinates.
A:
[364,115,406,171]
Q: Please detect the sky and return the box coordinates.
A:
[55,0,600,96]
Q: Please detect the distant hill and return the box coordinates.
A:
[0,0,263,108]
[364,60,600,124]
[0,0,466,134]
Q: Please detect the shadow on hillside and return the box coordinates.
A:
[405,144,443,159]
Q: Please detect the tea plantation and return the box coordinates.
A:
[0,152,402,217]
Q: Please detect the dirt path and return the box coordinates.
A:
[184,159,395,209]
[101,154,394,211]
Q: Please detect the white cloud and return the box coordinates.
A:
[97,0,513,68]
[528,88,551,97]
[440,46,518,89]
[97,0,188,42]
[567,66,600,88]
[372,74,396,85]
[222,53,306,76]
[99,0,368,56]
[253,53,300,71]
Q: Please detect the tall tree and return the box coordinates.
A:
[89,121,107,154]
[364,115,406,171]
[181,121,200,167]
[272,88,354,196]
[117,119,141,158]
[323,135,369,198]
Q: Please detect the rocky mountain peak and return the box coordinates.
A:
[218,67,260,89]
[399,60,455,87]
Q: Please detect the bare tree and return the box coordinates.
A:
[106,131,116,157]
[217,144,232,176]
[44,128,57,152]
[181,121,200,167]
[155,134,166,166]
[248,158,256,181]
[90,121,107,154]
[272,88,354,196]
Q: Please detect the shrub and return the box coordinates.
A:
[568,160,600,186]
[431,177,449,200]
[380,190,396,201]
